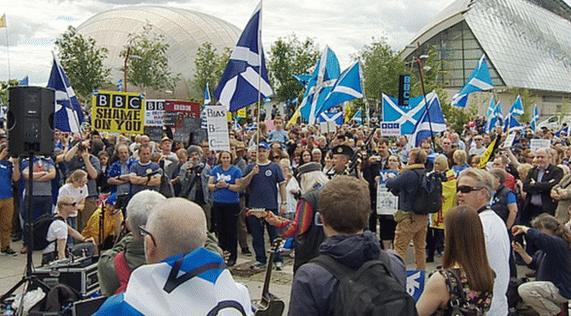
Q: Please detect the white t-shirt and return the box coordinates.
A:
[285,177,301,217]
[55,183,88,217]
[43,219,67,254]
[479,208,510,316]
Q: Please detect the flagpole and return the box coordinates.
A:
[5,15,11,83]
[415,56,435,150]
[255,0,263,164]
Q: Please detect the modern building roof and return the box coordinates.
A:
[401,0,571,94]
[77,6,240,98]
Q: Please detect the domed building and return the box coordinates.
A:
[77,6,240,100]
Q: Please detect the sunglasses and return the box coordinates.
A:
[456,185,483,193]
[62,202,77,207]
[138,225,157,246]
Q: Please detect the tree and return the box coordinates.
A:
[356,37,406,104]
[190,42,231,101]
[0,80,19,106]
[54,26,111,101]
[268,34,319,102]
[120,23,180,92]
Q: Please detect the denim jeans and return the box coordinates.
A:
[246,209,282,264]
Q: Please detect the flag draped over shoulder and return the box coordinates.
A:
[299,46,340,124]
[410,93,446,147]
[214,2,272,112]
[47,53,83,134]
[451,55,493,107]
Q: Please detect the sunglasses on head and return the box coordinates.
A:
[456,185,483,193]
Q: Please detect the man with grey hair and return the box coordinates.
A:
[457,168,510,315]
[97,190,165,296]
[179,145,212,229]
[96,198,253,315]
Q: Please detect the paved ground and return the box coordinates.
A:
[0,239,532,315]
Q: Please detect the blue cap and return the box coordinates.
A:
[105,192,117,206]
[258,142,270,150]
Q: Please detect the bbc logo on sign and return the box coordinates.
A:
[380,122,401,136]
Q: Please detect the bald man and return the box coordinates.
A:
[95,198,253,315]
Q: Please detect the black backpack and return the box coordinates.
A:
[312,254,417,316]
[412,170,443,214]
[33,214,64,251]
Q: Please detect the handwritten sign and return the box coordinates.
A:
[377,185,398,215]
[530,139,551,152]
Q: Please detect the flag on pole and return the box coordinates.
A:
[299,46,340,124]
[410,93,446,147]
[204,83,211,105]
[485,96,495,118]
[0,14,6,29]
[214,2,272,112]
[503,112,524,133]
[485,101,503,133]
[316,61,363,116]
[352,109,362,124]
[317,110,344,125]
[451,55,493,107]
[47,53,83,134]
[18,76,28,86]
[509,95,524,116]
[382,92,437,135]
[530,105,539,132]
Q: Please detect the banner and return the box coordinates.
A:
[91,90,144,134]
[206,106,230,151]
[237,107,247,118]
[380,122,401,136]
[376,186,398,215]
[164,100,200,127]
[144,99,165,127]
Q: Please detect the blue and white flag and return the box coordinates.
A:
[485,96,495,118]
[116,79,123,91]
[509,95,524,116]
[555,125,570,137]
[485,101,503,133]
[204,83,211,105]
[451,55,493,107]
[19,76,28,86]
[407,270,426,302]
[299,46,340,124]
[352,109,363,124]
[293,74,312,86]
[530,104,539,132]
[214,2,272,112]
[316,61,363,116]
[410,93,447,147]
[382,92,437,135]
[503,112,524,132]
[317,111,343,125]
[47,53,83,134]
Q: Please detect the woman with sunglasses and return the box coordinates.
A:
[208,151,243,267]
[416,206,494,316]
[57,169,89,231]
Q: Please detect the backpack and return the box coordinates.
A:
[412,170,443,214]
[311,254,417,316]
[33,214,64,251]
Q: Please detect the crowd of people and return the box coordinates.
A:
[1,112,571,315]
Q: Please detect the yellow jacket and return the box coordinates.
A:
[431,169,457,229]
[81,207,124,245]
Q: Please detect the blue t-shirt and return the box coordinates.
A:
[506,191,517,205]
[129,161,161,196]
[0,160,14,199]
[268,129,288,144]
[246,162,285,210]
[210,165,242,204]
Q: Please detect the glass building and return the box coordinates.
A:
[401,0,571,116]
[77,6,240,100]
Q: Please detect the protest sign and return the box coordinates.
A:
[376,186,398,215]
[503,132,516,148]
[530,139,551,151]
[164,100,200,126]
[144,99,165,127]
[91,90,144,134]
[237,107,247,118]
[206,106,230,151]
[380,122,401,136]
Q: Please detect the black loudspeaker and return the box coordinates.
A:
[7,86,55,156]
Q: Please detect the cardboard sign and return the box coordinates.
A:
[91,90,144,134]
[205,106,230,151]
[144,99,165,127]
[376,186,398,215]
[503,133,516,148]
[406,270,426,302]
[530,139,551,151]
[380,122,401,136]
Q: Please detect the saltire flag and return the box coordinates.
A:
[316,61,363,116]
[382,92,437,135]
[503,112,524,133]
[19,76,29,86]
[352,110,362,124]
[478,135,500,169]
[485,101,503,134]
[410,93,446,147]
[509,95,524,116]
[293,74,312,86]
[317,111,344,125]
[451,55,493,107]
[485,96,495,118]
[530,105,539,132]
[47,53,83,134]
[214,2,272,112]
[555,126,570,137]
[299,46,340,124]
[116,79,123,91]
[204,83,211,105]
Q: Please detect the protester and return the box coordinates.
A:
[416,206,494,316]
[129,143,162,196]
[288,176,407,315]
[179,145,212,229]
[107,144,134,196]
[95,198,252,315]
[0,146,19,256]
[81,192,124,248]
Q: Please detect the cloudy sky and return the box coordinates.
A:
[0,0,570,86]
